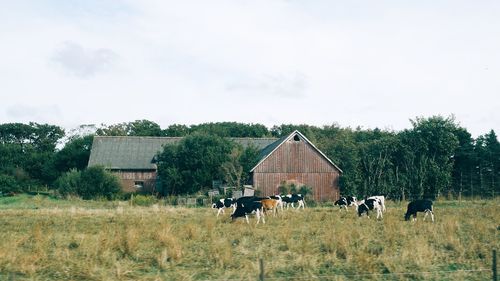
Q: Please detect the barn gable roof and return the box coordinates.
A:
[88,136,278,170]
[250,130,343,173]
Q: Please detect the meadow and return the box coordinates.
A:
[0,195,498,281]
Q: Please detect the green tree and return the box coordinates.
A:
[77,166,122,199]
[403,116,459,199]
[157,134,234,195]
[96,120,164,136]
[0,123,64,186]
[164,124,190,137]
[54,135,94,173]
[474,130,500,197]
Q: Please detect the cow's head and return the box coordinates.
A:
[404,212,412,221]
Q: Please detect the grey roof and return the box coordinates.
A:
[250,130,343,173]
[88,136,277,170]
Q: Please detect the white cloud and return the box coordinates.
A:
[51,41,118,78]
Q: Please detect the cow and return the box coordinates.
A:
[404,199,434,222]
[334,196,357,211]
[367,195,386,212]
[231,200,265,224]
[260,198,280,216]
[357,198,383,219]
[212,198,236,217]
[269,195,284,210]
[282,194,306,209]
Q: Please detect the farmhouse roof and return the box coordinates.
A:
[250,130,343,173]
[88,136,278,170]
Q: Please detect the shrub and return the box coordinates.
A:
[78,166,122,200]
[130,194,158,206]
[0,174,21,194]
[54,169,81,197]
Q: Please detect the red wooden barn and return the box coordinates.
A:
[250,130,342,202]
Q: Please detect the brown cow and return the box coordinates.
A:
[260,199,279,217]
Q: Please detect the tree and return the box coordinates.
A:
[157,134,234,195]
[77,166,122,199]
[54,135,94,173]
[474,130,500,197]
[0,122,64,187]
[403,116,460,199]
[96,120,164,136]
[164,124,190,137]
[190,122,270,137]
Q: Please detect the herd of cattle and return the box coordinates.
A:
[212,194,435,224]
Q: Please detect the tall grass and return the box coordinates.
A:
[0,198,498,280]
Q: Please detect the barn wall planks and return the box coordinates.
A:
[113,170,157,193]
[253,138,340,202]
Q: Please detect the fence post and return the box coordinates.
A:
[259,258,264,281]
[493,249,497,281]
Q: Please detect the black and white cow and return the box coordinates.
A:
[367,195,386,212]
[212,198,236,217]
[404,199,434,222]
[231,200,265,224]
[282,194,305,209]
[357,198,383,219]
[269,195,284,210]
[334,196,357,211]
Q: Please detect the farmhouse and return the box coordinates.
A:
[87,130,342,201]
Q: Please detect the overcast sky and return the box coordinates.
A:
[1,1,499,137]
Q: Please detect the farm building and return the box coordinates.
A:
[250,130,342,202]
[87,131,342,201]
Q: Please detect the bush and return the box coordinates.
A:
[54,166,122,200]
[54,169,80,197]
[78,166,122,200]
[0,174,21,194]
[130,194,158,206]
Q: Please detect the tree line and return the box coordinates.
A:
[0,117,498,200]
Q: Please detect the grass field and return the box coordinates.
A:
[0,195,498,281]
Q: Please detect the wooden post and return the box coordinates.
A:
[493,249,497,281]
[259,258,264,281]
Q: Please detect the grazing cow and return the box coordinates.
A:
[367,195,386,212]
[357,198,383,219]
[231,201,265,224]
[212,198,236,217]
[282,194,306,209]
[269,195,284,210]
[334,196,357,211]
[260,198,280,216]
[405,199,434,222]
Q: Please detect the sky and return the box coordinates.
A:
[1,1,499,137]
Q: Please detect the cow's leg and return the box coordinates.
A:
[255,210,261,225]
[217,208,223,217]
[260,209,266,224]
[430,211,435,222]
[245,215,250,224]
[299,200,305,209]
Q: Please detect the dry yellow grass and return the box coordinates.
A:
[0,198,498,280]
